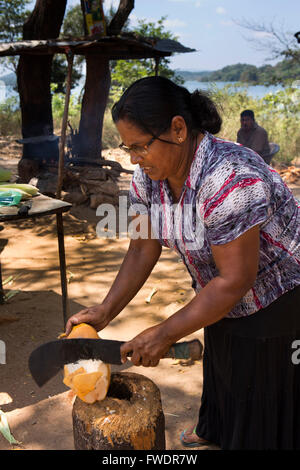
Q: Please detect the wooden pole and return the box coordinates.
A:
[56,211,70,328]
[80,0,88,37]
[154,57,160,76]
[56,48,74,199]
[77,55,111,162]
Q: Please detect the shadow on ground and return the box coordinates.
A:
[1,290,88,411]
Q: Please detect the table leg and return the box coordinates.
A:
[56,212,70,329]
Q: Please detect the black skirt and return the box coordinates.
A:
[196,285,300,450]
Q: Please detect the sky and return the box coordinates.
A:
[101,0,300,70]
[7,0,300,72]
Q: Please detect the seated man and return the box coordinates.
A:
[237,110,270,163]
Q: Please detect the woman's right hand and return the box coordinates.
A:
[64,304,111,336]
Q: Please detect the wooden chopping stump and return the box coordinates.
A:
[72,372,166,450]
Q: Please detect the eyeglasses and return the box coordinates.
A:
[119,136,156,156]
[119,135,179,156]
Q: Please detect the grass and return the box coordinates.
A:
[1,85,299,165]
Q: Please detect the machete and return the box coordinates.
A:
[28,338,203,387]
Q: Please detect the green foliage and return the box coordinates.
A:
[102,110,121,149]
[239,65,258,83]
[1,4,298,164]
[110,59,151,103]
[0,97,21,135]
[177,70,214,81]
[205,63,255,82]
[0,0,31,73]
[210,84,300,164]
[1,84,300,165]
[51,55,83,93]
[258,88,300,163]
[51,84,81,129]
[181,59,300,86]
[105,83,300,164]
[51,5,86,93]
[51,3,129,95]
[110,15,184,101]
[0,0,30,42]
[50,10,186,124]
[265,56,300,85]
[61,4,85,38]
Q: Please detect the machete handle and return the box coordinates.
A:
[163,339,203,361]
[124,339,203,361]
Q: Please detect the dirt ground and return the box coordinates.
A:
[0,138,299,451]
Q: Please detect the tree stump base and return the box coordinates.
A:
[72,372,166,450]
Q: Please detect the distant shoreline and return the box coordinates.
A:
[184,80,285,99]
[177,59,299,86]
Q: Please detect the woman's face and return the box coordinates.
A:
[116,118,187,181]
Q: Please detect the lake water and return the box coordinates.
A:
[184,80,285,99]
[0,78,286,105]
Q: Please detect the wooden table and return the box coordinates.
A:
[0,194,72,328]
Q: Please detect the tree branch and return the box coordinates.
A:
[233,18,299,63]
[23,0,67,39]
[107,0,134,36]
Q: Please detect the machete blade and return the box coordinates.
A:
[28,338,123,387]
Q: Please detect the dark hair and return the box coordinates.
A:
[111,76,222,137]
[240,109,255,120]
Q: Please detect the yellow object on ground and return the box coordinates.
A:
[0,183,38,196]
[63,323,111,404]
[0,187,31,200]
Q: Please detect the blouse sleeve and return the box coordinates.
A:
[129,166,150,215]
[199,161,273,245]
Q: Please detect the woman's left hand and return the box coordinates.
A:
[120,324,172,367]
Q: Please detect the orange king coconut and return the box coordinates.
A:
[62,323,111,404]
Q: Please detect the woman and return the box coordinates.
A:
[65,77,300,450]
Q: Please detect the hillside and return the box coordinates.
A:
[176,70,212,81]
[178,58,300,85]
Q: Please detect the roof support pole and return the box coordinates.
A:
[76,55,111,163]
[56,48,74,199]
[154,57,160,76]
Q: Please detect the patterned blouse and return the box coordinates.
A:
[129,132,300,318]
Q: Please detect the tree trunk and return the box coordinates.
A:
[23,0,67,39]
[17,0,67,161]
[77,55,111,162]
[17,0,135,169]
[72,372,166,450]
[17,55,54,138]
[107,0,135,36]
[75,0,135,163]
